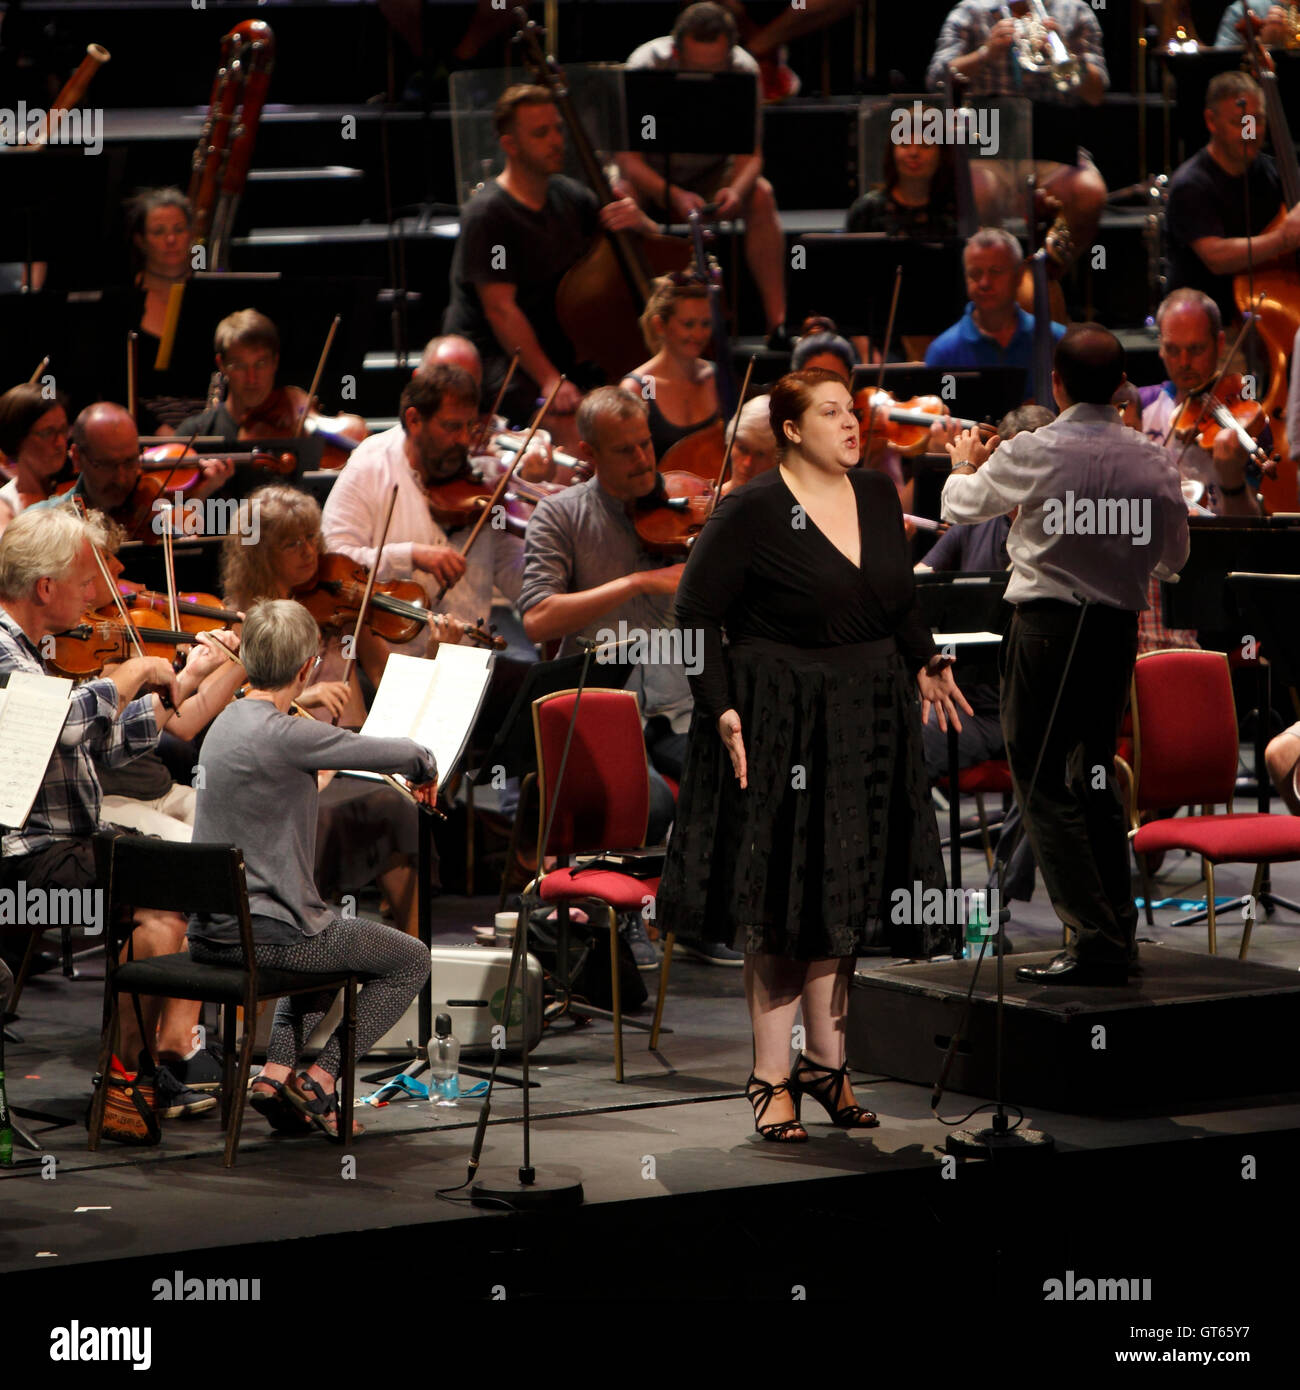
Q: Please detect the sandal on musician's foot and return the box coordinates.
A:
[284,1072,363,1141]
[248,1074,314,1135]
[745,1073,807,1143]
[790,1052,879,1129]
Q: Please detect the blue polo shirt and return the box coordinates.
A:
[924,303,1065,396]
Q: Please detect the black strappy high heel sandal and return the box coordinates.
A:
[790,1052,879,1128]
[745,1073,808,1143]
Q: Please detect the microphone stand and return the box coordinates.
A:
[463,638,604,1209]
[935,597,1094,1158]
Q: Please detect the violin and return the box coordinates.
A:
[1174,373,1277,477]
[853,388,997,458]
[293,552,506,649]
[238,386,368,469]
[48,608,218,677]
[116,581,242,633]
[632,471,716,556]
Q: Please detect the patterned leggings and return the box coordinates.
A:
[190,917,429,1079]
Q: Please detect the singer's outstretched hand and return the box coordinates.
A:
[917,660,974,734]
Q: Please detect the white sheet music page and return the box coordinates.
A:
[0,671,73,828]
[353,647,493,785]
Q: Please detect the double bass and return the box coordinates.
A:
[1234,13,1300,511]
[512,10,691,380]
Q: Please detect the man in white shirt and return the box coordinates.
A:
[942,324,1189,984]
[320,365,525,675]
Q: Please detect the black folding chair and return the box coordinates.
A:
[87,835,362,1166]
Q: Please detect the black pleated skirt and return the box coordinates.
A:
[656,636,947,959]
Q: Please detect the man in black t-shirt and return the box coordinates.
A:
[1166,70,1300,325]
[442,85,658,451]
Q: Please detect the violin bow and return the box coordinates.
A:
[159,501,182,634]
[709,354,756,514]
[298,314,340,438]
[861,265,903,464]
[126,331,138,427]
[437,375,565,600]
[28,356,49,387]
[335,484,398,726]
[471,350,520,452]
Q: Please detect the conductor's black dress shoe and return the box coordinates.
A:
[1015,952,1129,985]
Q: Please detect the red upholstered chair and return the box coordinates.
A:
[937,758,1014,869]
[522,688,673,1081]
[1126,649,1300,958]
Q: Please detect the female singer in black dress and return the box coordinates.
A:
[656,369,971,1142]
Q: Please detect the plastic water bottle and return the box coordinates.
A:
[964,891,991,959]
[427,1013,460,1107]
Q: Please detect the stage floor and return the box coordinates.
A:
[4,839,1300,1353]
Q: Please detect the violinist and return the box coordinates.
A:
[518,386,742,966]
[1215,3,1297,47]
[1165,70,1300,327]
[0,383,70,532]
[124,188,204,434]
[320,365,524,658]
[31,402,234,536]
[221,485,432,934]
[419,333,482,384]
[790,324,856,383]
[1140,290,1263,519]
[927,1,1109,266]
[620,275,722,460]
[620,4,789,347]
[0,505,240,1123]
[176,309,298,443]
[187,598,436,1139]
[441,85,658,451]
[719,393,778,497]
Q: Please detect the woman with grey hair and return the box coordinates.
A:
[187,598,439,1139]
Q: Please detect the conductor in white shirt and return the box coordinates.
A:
[321,365,525,671]
[942,324,1190,985]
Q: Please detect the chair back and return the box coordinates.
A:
[96,834,256,965]
[532,688,650,857]
[1130,650,1239,813]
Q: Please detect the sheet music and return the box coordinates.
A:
[0,672,73,829]
[353,647,494,784]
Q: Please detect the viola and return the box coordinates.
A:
[632,471,716,556]
[293,552,506,649]
[657,419,728,479]
[238,386,368,469]
[853,388,997,458]
[1174,373,1277,477]
[48,608,216,677]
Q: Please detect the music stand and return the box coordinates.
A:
[621,70,759,227]
[914,571,1011,927]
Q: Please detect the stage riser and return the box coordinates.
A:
[846,954,1300,1113]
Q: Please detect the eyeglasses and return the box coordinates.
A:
[30,425,68,442]
[276,535,319,554]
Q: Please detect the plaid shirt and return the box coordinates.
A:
[927,0,1108,103]
[0,609,158,856]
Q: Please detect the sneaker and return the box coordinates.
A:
[160,1044,223,1093]
[152,1060,218,1120]
[673,936,744,966]
[619,915,661,972]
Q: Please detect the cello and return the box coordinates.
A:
[1234,13,1300,511]
[512,10,691,380]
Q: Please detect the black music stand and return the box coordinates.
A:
[915,571,1010,940]
[621,69,759,228]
